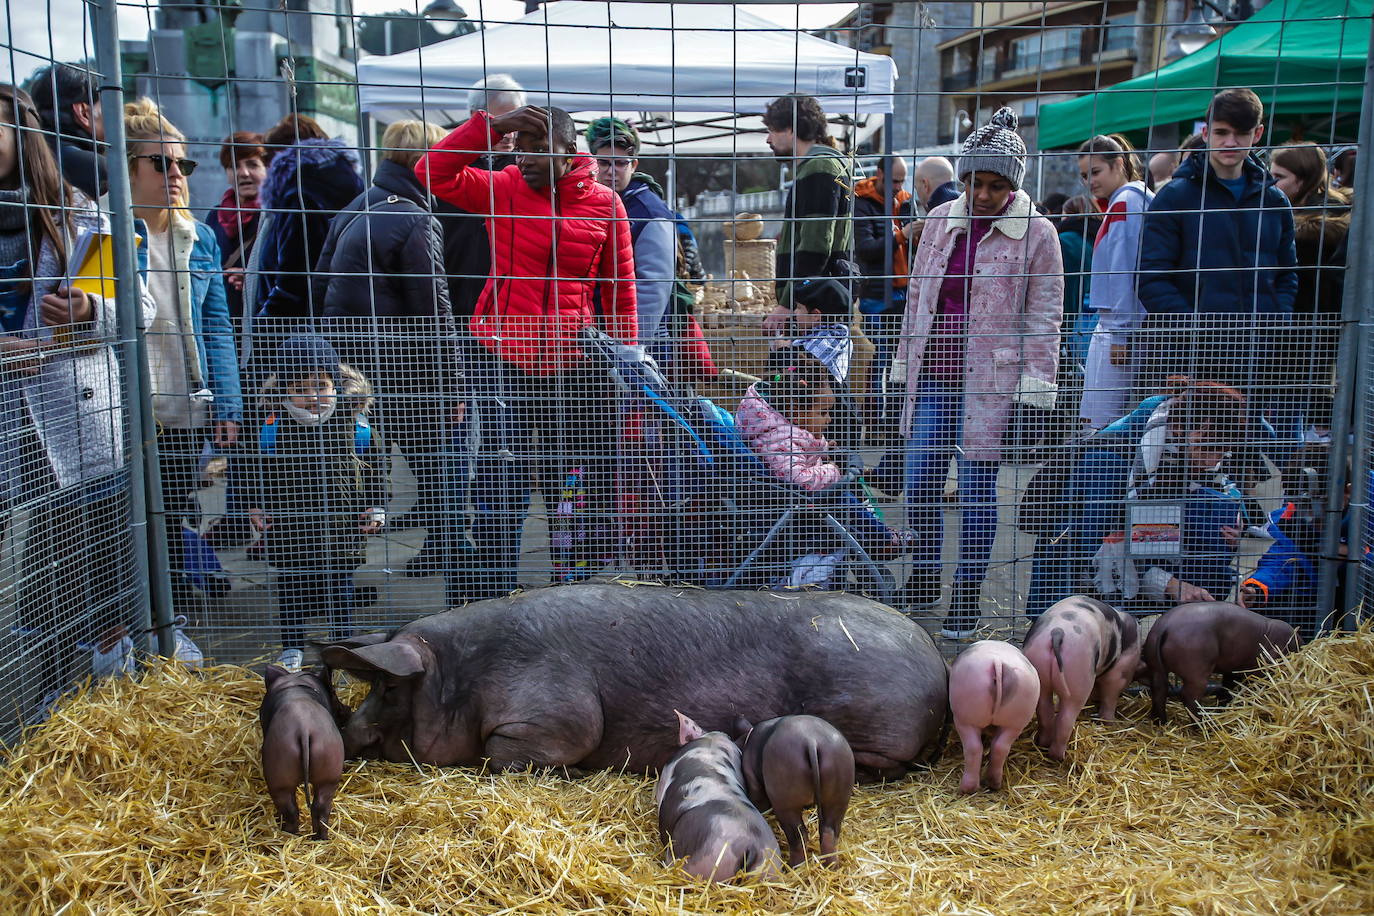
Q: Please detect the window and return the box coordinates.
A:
[1102,13,1138,53]
[976,53,998,83]
[1009,27,1084,73]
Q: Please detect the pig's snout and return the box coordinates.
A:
[342,714,382,760]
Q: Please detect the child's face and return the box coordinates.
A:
[797,386,835,437]
[286,372,337,417]
[1181,426,1226,472]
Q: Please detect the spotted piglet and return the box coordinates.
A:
[656,712,783,883]
[732,714,854,866]
[948,640,1039,794]
[259,665,346,839]
[1021,596,1141,762]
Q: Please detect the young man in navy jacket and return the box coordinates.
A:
[1137,88,1299,479]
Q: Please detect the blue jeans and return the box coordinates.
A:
[860,294,904,413]
[1068,310,1097,370]
[904,381,999,584]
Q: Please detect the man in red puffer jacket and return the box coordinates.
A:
[417,105,637,598]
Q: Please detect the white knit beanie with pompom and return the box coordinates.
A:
[956,107,1027,190]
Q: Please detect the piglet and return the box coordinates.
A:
[1144,601,1302,725]
[655,711,783,883]
[259,665,346,839]
[732,714,854,866]
[1021,595,1141,762]
[948,640,1039,794]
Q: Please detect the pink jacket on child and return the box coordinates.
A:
[734,384,841,490]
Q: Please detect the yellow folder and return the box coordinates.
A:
[70,228,119,299]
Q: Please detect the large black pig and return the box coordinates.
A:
[321,583,948,780]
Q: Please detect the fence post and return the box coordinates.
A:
[1318,12,1374,631]
[89,0,177,658]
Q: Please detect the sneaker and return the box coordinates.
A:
[91,635,135,679]
[275,648,304,672]
[172,615,204,668]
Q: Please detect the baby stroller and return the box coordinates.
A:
[580,328,895,603]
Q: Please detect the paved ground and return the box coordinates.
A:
[188,442,1276,669]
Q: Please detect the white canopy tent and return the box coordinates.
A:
[355,1,897,155]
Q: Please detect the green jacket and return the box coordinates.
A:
[775,144,853,306]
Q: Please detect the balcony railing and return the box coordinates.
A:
[942,68,977,91]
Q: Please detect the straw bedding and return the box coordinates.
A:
[2,629,1371,915]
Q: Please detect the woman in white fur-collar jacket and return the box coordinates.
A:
[887,107,1063,633]
[892,188,1065,462]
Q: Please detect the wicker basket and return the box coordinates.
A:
[724,238,776,302]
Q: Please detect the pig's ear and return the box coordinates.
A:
[731,715,753,739]
[314,632,389,651]
[676,710,705,745]
[321,641,426,679]
[263,664,289,687]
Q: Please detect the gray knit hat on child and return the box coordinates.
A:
[956,107,1027,190]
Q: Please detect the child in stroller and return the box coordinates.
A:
[734,353,904,588]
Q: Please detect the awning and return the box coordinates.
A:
[1038,0,1371,149]
[355,1,897,154]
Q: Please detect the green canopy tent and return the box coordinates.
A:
[1038,0,1371,149]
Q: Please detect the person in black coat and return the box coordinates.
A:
[255,136,364,323]
[26,63,107,200]
[313,120,465,599]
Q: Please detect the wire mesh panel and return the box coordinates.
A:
[0,40,149,737]
[0,0,1370,718]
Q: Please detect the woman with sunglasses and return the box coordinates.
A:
[125,98,241,612]
[0,85,158,716]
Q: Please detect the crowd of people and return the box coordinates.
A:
[0,62,1360,689]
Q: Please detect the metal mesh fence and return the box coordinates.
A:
[1,0,1371,738]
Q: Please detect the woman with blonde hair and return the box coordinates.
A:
[125,97,241,607]
[314,118,465,599]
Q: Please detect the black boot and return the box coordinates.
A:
[894,567,941,611]
[941,580,981,639]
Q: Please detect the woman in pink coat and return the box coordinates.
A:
[890,108,1064,637]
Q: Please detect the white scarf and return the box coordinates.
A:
[283,398,337,427]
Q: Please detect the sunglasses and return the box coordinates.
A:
[130,154,198,176]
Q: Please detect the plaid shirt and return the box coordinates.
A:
[795,322,853,382]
